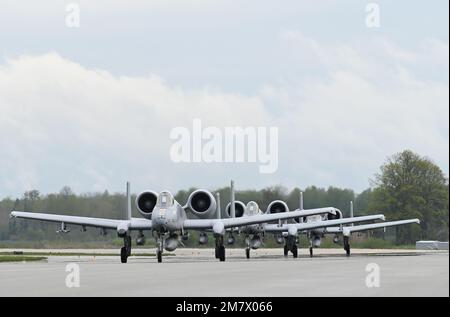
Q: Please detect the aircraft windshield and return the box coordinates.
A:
[246,201,259,216]
[157,191,174,208]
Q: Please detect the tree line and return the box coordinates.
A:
[0,150,448,245]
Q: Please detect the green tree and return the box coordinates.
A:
[355,188,372,215]
[369,150,449,243]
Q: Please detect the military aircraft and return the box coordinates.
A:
[211,182,419,258]
[264,192,420,257]
[9,182,339,263]
[194,181,379,258]
[238,200,386,258]
[196,181,384,259]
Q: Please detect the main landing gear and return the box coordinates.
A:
[215,236,226,262]
[157,249,163,263]
[245,236,251,259]
[291,244,298,258]
[120,235,132,263]
[156,234,164,263]
[343,236,351,256]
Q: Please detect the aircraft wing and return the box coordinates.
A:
[263,214,386,233]
[183,207,337,230]
[9,211,152,230]
[325,219,420,235]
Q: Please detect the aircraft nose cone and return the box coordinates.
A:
[156,218,167,225]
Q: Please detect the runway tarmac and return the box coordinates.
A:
[0,248,448,297]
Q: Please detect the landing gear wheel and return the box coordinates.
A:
[120,247,128,263]
[125,236,132,257]
[344,237,351,257]
[309,247,313,258]
[283,245,288,256]
[292,245,298,258]
[245,248,250,259]
[157,250,162,263]
[215,246,219,259]
[219,245,226,262]
[345,244,351,257]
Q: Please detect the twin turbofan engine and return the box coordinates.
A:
[266,200,343,222]
[225,201,245,218]
[135,189,218,219]
[136,190,158,219]
[186,189,217,218]
[266,200,289,214]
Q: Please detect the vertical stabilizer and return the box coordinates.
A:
[126,181,131,220]
[350,201,354,226]
[216,192,221,219]
[230,180,235,218]
[299,190,304,223]
[299,191,304,210]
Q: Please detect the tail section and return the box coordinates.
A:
[230,180,235,218]
[126,181,131,220]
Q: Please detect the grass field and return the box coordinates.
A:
[0,251,174,257]
[0,236,415,250]
[0,255,47,262]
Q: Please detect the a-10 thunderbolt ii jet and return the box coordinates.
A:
[224,189,419,258]
[10,182,340,263]
[203,181,419,259]
[273,192,420,257]
[236,201,388,258]
[190,181,379,258]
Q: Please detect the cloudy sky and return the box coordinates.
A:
[0,0,448,197]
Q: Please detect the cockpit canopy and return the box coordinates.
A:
[157,191,174,208]
[245,201,259,216]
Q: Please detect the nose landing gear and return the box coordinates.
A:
[156,235,164,263]
[284,236,298,258]
[215,236,226,261]
[120,235,132,263]
[157,249,163,263]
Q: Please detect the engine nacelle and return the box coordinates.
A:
[135,190,158,219]
[266,200,289,214]
[187,189,217,218]
[326,208,343,220]
[225,201,246,218]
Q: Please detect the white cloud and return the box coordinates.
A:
[0,31,448,197]
[0,53,273,195]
